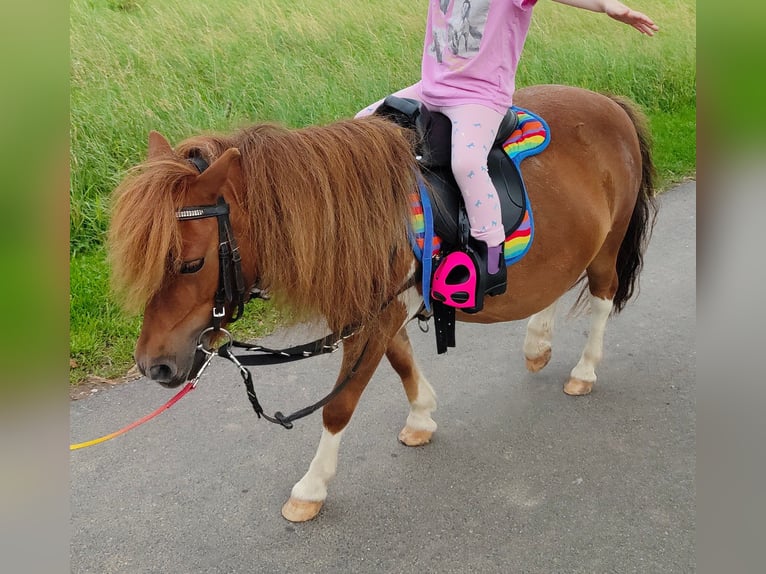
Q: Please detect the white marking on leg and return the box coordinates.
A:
[290,428,344,502]
[570,296,613,383]
[523,299,558,359]
[396,279,437,433]
[405,372,438,432]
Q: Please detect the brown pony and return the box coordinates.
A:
[108,85,656,522]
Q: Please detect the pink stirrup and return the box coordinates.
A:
[431,251,478,309]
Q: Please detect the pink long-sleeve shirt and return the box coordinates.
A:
[421,0,538,114]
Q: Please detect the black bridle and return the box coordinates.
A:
[176,195,247,330]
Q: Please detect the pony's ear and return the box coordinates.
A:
[147,131,173,159]
[194,147,242,201]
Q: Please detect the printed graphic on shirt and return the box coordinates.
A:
[429,0,491,65]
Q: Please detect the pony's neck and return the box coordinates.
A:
[231,118,418,330]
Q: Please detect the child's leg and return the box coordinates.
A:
[436,103,506,250]
[355,82,424,118]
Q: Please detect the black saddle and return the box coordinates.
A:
[375,96,525,248]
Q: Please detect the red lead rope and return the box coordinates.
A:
[70,382,196,451]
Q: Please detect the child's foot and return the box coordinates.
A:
[430,241,506,313]
[483,242,507,297]
[487,244,503,274]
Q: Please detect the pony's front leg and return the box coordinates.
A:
[385,327,437,446]
[281,427,344,522]
[564,295,613,396]
[523,299,559,372]
[281,307,406,523]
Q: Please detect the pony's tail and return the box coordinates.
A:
[610,96,658,313]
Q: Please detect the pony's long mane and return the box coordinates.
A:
[110,116,419,331]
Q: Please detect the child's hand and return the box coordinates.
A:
[605,1,659,36]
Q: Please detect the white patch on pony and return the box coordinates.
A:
[523,299,559,359]
[290,428,344,502]
[570,295,613,383]
[404,372,438,432]
[397,278,438,431]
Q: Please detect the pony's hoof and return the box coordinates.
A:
[525,348,552,372]
[398,426,433,446]
[281,497,324,522]
[564,377,594,396]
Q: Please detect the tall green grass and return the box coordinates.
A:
[70,0,696,384]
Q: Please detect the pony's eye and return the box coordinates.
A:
[180,258,205,274]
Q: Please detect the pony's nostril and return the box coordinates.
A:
[149,363,176,382]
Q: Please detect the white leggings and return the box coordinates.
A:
[357,82,506,247]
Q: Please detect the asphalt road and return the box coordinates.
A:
[70,182,695,574]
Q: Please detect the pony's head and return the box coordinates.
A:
[109,131,252,387]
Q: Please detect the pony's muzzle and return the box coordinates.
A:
[149,362,177,383]
[140,358,183,388]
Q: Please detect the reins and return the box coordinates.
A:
[217,329,370,429]
[227,324,357,366]
[68,323,358,450]
[209,276,414,428]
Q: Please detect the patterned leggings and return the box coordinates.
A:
[357,82,506,247]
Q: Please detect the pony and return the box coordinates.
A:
[108,84,656,522]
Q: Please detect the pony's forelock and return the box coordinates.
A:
[108,159,194,312]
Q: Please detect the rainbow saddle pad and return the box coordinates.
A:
[375,97,550,313]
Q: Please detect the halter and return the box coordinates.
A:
[176,157,247,330]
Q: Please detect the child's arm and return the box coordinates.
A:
[550,0,659,36]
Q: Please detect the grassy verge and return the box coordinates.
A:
[70,0,696,386]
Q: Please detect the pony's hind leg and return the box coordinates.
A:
[281,306,406,523]
[523,299,559,372]
[565,294,613,395]
[564,236,623,396]
[385,327,437,446]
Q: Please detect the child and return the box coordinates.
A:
[357,0,657,311]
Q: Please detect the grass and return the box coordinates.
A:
[70,0,696,386]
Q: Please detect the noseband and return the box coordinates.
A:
[176,156,247,330]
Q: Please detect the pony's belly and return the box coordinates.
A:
[456,295,542,323]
